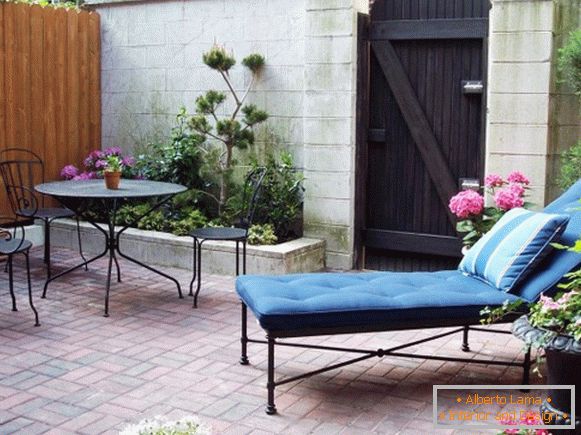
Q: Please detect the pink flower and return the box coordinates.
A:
[485,173,504,188]
[60,164,79,180]
[104,146,122,156]
[507,171,530,185]
[494,187,524,211]
[122,156,135,167]
[73,171,96,181]
[558,291,574,304]
[449,190,485,219]
[507,183,525,197]
[540,294,560,310]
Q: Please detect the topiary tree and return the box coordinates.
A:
[189,45,268,214]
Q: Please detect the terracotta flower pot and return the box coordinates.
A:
[104,171,122,189]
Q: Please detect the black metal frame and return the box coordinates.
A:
[239,303,531,415]
[42,194,183,317]
[0,148,87,278]
[0,215,40,327]
[189,237,246,308]
[188,167,266,307]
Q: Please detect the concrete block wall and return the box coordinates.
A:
[89,0,369,269]
[486,0,581,207]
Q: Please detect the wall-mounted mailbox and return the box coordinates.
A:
[462,80,484,94]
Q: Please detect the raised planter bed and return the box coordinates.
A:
[50,219,326,276]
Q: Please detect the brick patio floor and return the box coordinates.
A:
[0,247,539,434]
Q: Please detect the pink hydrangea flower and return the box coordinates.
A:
[494,187,524,211]
[449,190,485,219]
[507,183,525,197]
[485,173,504,188]
[60,164,79,180]
[507,171,530,185]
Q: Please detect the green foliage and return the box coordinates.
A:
[202,45,236,72]
[558,140,581,189]
[6,0,78,9]
[456,207,503,248]
[558,28,581,97]
[241,54,265,73]
[134,108,205,190]
[248,151,304,242]
[247,224,278,245]
[105,155,123,172]
[169,209,208,236]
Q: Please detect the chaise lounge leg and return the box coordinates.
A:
[266,335,277,415]
[522,346,531,385]
[462,326,470,352]
[240,302,249,365]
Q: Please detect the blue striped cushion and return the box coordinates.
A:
[458,208,569,292]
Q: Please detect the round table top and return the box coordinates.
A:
[35,179,187,199]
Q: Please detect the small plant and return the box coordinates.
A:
[246,151,304,242]
[169,209,208,236]
[496,411,551,434]
[247,224,278,245]
[558,28,581,97]
[449,171,531,248]
[104,155,123,172]
[558,139,581,189]
[188,44,268,214]
[120,415,211,435]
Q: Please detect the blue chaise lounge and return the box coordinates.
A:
[236,180,581,414]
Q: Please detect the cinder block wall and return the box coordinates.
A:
[486,0,581,206]
[88,0,369,269]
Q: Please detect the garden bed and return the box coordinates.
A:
[50,219,325,276]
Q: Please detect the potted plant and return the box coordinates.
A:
[103,154,123,189]
[482,280,581,430]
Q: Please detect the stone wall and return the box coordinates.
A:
[88,0,369,269]
[486,0,581,206]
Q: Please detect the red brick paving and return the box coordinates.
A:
[0,247,538,434]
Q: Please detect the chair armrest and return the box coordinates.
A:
[0,214,27,254]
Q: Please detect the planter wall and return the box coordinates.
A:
[50,219,326,276]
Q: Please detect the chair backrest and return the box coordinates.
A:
[0,148,45,215]
[238,167,267,229]
[514,179,581,301]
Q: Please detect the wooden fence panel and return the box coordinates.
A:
[0,3,100,215]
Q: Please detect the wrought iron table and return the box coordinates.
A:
[35,179,187,316]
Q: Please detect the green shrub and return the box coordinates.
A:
[246,151,304,242]
[134,108,205,190]
[247,224,278,245]
[558,28,581,97]
[169,209,208,236]
[559,140,581,189]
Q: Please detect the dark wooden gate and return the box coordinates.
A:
[355,0,489,271]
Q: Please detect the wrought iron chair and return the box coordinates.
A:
[189,167,267,308]
[0,148,86,279]
[0,187,40,326]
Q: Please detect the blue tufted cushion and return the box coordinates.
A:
[459,208,569,292]
[237,180,581,333]
[236,271,522,332]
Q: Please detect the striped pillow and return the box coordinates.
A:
[459,208,569,292]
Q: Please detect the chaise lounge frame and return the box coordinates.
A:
[239,302,531,415]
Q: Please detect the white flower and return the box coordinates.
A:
[119,415,211,435]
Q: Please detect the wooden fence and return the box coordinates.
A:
[0,2,100,214]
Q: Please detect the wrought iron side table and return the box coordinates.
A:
[35,179,187,316]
